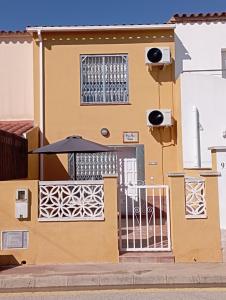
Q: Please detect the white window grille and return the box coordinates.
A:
[80,54,129,103]
[185,177,207,219]
[68,152,117,180]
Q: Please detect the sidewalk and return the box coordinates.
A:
[0,262,226,291]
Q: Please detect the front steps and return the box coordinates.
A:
[119,252,175,263]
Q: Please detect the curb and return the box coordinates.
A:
[1,273,226,291]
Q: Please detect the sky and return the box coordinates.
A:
[1,0,226,31]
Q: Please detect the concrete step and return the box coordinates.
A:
[119,252,175,263]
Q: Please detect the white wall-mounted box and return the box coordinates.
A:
[15,189,28,219]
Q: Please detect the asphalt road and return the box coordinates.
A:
[1,288,226,300]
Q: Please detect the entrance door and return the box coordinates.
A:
[117,147,138,216]
[117,146,171,252]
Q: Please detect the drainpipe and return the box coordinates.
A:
[192,106,201,168]
[37,30,44,180]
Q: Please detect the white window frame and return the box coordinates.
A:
[1,230,29,250]
[80,54,129,104]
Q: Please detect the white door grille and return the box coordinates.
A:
[119,185,171,252]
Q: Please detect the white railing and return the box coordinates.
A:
[39,180,104,221]
[120,185,171,252]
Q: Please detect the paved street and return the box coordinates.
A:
[1,288,226,299]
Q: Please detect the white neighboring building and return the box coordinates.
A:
[170,13,226,231]
[0,31,33,120]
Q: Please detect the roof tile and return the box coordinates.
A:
[168,12,226,23]
[0,120,33,136]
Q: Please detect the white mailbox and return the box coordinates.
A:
[15,189,28,219]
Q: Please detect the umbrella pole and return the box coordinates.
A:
[74,152,77,180]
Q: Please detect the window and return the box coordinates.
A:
[68,145,144,182]
[68,152,117,180]
[80,54,129,104]
[1,231,28,249]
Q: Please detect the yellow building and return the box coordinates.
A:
[0,24,222,265]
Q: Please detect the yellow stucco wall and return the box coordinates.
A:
[29,28,222,263]
[33,29,181,184]
[169,174,222,262]
[25,127,39,180]
[0,176,119,265]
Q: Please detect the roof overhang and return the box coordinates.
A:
[26,24,175,33]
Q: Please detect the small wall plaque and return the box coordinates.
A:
[123,132,139,143]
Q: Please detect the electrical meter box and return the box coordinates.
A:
[15,189,28,219]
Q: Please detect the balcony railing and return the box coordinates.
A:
[38,180,104,221]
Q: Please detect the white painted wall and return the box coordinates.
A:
[0,34,33,120]
[175,22,226,168]
[175,22,226,77]
[181,72,226,168]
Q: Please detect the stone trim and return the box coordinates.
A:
[208,146,226,151]
[200,172,221,177]
[168,172,185,177]
[102,174,118,178]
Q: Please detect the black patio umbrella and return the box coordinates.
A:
[30,135,112,154]
[30,135,114,180]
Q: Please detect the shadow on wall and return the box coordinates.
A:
[148,58,175,83]
[175,34,191,79]
[42,136,70,181]
[0,255,20,267]
[150,121,177,145]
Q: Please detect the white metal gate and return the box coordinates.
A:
[119,185,171,252]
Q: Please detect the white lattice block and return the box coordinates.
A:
[39,181,104,221]
[185,177,207,219]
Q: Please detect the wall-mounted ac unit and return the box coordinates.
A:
[145,47,171,65]
[146,109,172,127]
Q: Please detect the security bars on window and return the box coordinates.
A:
[68,152,117,180]
[185,177,207,219]
[80,55,128,103]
